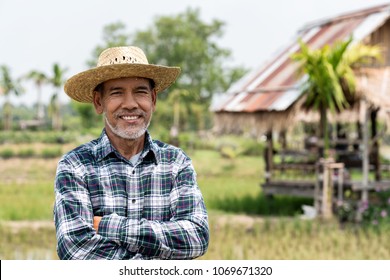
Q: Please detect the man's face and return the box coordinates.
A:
[93,77,157,140]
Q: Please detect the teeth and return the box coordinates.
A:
[122,116,139,120]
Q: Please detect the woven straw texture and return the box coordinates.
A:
[64,46,181,103]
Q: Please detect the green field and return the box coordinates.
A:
[0,148,389,259]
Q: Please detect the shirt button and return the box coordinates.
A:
[132,199,136,203]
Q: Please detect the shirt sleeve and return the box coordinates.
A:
[97,157,210,259]
[54,158,124,260]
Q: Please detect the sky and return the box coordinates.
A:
[0,0,389,106]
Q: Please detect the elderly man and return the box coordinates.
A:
[54,46,209,260]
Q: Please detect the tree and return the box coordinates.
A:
[71,100,102,129]
[132,8,246,103]
[89,8,247,132]
[49,63,67,131]
[87,22,131,67]
[292,38,382,157]
[0,65,23,130]
[24,70,48,121]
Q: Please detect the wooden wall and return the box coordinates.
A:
[365,18,390,66]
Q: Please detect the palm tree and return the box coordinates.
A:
[166,89,189,146]
[49,63,67,131]
[0,65,23,130]
[25,70,48,121]
[292,38,382,157]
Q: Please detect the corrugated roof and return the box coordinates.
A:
[213,3,390,113]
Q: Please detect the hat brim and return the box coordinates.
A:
[64,63,181,103]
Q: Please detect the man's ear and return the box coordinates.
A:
[93,91,104,114]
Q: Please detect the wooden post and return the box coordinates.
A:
[314,156,345,219]
[314,159,323,213]
[371,109,381,181]
[264,130,274,183]
[361,99,370,202]
[322,158,335,219]
[314,160,321,213]
[354,121,362,152]
[322,161,330,218]
[338,167,344,202]
[280,130,287,150]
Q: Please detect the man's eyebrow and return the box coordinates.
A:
[107,85,151,91]
[134,85,152,90]
[107,86,124,91]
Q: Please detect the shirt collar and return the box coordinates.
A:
[141,131,161,165]
[94,129,160,164]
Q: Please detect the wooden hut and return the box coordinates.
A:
[211,4,390,213]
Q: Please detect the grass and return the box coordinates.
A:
[0,222,57,260]
[0,182,55,220]
[0,146,389,259]
[0,158,57,220]
[191,150,312,216]
[1,214,390,260]
[203,213,390,259]
[193,150,261,202]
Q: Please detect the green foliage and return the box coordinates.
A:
[87,21,131,67]
[292,38,382,156]
[210,193,313,216]
[293,39,350,113]
[0,224,58,260]
[41,147,62,158]
[17,148,35,158]
[133,8,247,102]
[0,131,77,144]
[337,188,390,227]
[212,135,264,157]
[23,70,48,120]
[219,144,240,159]
[70,101,102,129]
[203,214,390,259]
[0,146,63,159]
[2,215,390,259]
[0,148,14,159]
[0,181,55,220]
[0,65,24,130]
[47,63,68,131]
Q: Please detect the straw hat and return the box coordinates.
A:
[64,46,181,103]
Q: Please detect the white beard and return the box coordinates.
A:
[104,113,151,140]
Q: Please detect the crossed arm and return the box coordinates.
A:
[54,159,209,260]
[93,216,102,232]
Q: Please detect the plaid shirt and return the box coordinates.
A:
[54,130,209,260]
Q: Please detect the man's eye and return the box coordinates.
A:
[110,91,121,95]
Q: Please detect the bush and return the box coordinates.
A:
[0,148,14,159]
[219,144,240,159]
[41,147,62,158]
[336,188,390,227]
[0,131,77,144]
[241,140,264,156]
[18,148,36,158]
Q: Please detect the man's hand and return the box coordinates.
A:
[93,216,102,233]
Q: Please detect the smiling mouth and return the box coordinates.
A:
[120,115,141,121]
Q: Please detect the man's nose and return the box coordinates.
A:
[122,92,138,109]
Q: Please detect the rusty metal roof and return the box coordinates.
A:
[212,4,390,113]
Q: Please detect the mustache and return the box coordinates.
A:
[113,109,147,118]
